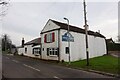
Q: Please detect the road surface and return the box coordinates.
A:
[2,54,114,79]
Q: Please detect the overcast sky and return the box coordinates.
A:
[1,0,119,46]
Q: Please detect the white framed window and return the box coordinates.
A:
[33,47,41,55]
[47,48,58,56]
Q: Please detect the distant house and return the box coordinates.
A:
[40,19,107,62]
[106,38,120,51]
[106,38,114,43]
[17,37,41,58]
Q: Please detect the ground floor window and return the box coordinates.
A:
[33,47,41,55]
[65,47,69,54]
[47,48,58,56]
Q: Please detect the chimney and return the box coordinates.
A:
[98,30,100,33]
[22,38,24,47]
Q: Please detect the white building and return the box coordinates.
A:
[40,19,107,62]
[17,19,107,62]
[17,37,41,58]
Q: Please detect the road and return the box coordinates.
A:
[2,54,114,79]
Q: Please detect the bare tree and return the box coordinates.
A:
[1,34,11,51]
[0,0,10,17]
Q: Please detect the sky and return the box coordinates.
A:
[1,0,119,46]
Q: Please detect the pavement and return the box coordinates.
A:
[109,51,120,58]
[2,54,115,79]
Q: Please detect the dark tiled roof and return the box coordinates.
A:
[24,37,41,45]
[106,38,114,43]
[51,19,105,38]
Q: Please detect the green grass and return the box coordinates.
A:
[63,55,119,74]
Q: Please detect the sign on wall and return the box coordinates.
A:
[62,32,74,42]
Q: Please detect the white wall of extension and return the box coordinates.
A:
[18,45,41,58]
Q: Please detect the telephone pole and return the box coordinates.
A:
[83,0,89,66]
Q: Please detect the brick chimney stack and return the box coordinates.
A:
[22,38,24,47]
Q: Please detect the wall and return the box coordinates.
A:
[41,20,60,33]
[60,29,86,62]
[41,20,61,60]
[60,29,106,62]
[17,47,24,55]
[24,45,33,57]
[24,45,41,58]
[41,30,59,60]
[88,36,106,58]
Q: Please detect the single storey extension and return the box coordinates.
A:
[17,37,41,58]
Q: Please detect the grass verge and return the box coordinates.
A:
[62,55,119,75]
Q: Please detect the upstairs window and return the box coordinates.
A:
[44,32,55,43]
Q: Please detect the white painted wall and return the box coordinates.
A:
[24,45,41,58]
[17,47,24,55]
[18,44,41,59]
[41,20,61,60]
[41,20,60,33]
[88,36,106,58]
[60,29,86,62]
[24,45,33,57]
[41,30,59,60]
[59,29,106,62]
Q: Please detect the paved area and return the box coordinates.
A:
[109,51,120,58]
[2,54,114,79]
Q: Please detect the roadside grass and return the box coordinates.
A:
[63,55,119,74]
[13,53,119,75]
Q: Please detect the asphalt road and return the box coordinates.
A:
[2,54,114,79]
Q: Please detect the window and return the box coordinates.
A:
[47,48,58,56]
[44,32,55,43]
[65,47,69,54]
[55,49,58,55]
[33,48,41,55]
[25,47,27,53]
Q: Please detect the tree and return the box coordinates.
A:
[1,34,11,51]
[118,35,120,42]
[0,0,10,17]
